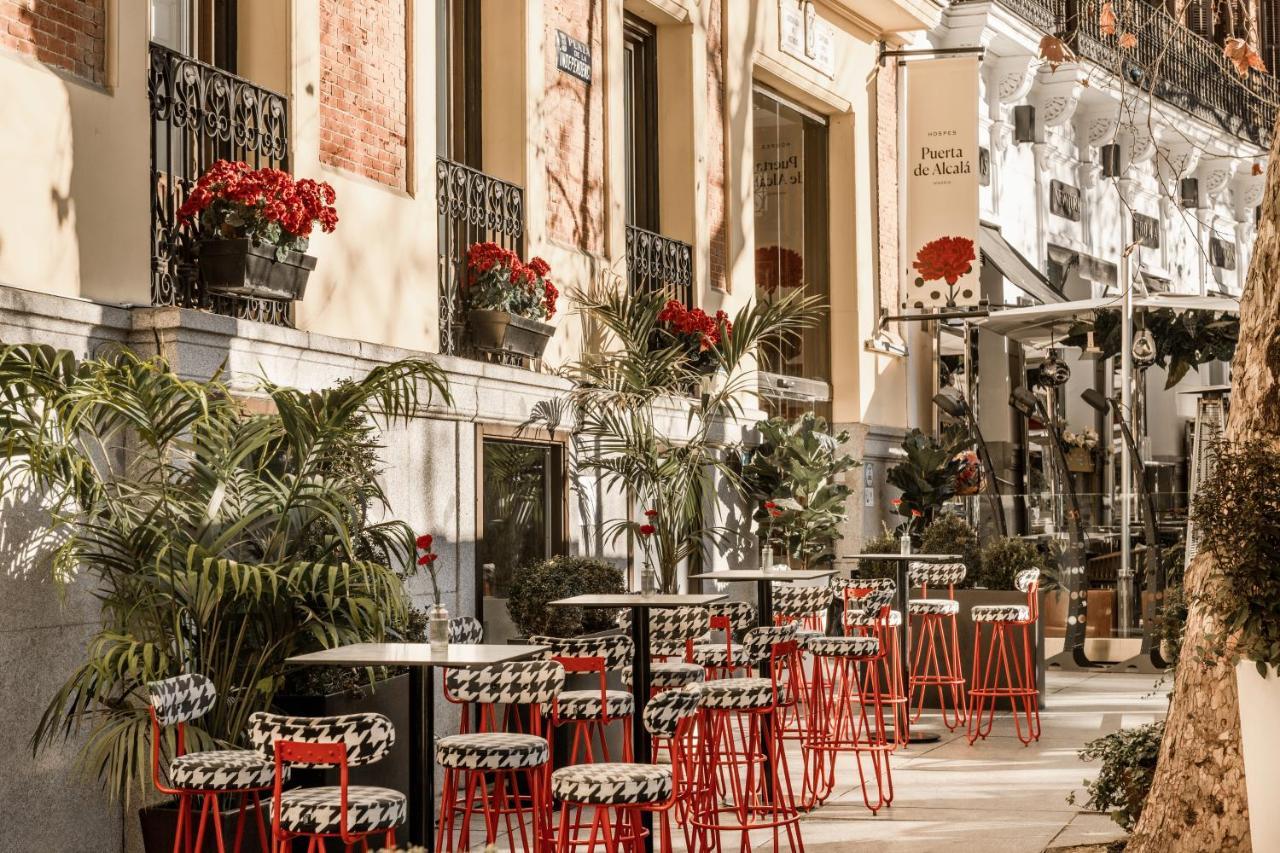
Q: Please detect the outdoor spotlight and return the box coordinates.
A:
[1180,178,1200,209]
[932,389,969,419]
[1013,105,1037,144]
[1132,329,1157,368]
[1010,386,1042,418]
[1037,350,1072,388]
[1081,387,1112,413]
[1101,143,1122,178]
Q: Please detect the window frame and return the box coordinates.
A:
[622,14,660,231]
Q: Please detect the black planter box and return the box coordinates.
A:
[467,308,554,359]
[140,798,270,853]
[198,237,316,301]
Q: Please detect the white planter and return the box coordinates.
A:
[1236,660,1280,850]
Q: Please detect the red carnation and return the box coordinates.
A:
[639,524,656,536]
[769,509,783,518]
[416,534,433,550]
[913,236,975,285]
[911,509,923,518]
[644,509,659,518]
[764,500,777,509]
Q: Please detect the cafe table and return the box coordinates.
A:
[286,641,547,850]
[834,553,962,744]
[549,592,726,853]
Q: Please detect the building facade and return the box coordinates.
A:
[0,1,943,848]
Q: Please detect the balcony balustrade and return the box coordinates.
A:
[148,42,292,326]
[624,224,694,310]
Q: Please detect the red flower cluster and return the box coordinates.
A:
[913,236,975,286]
[657,300,733,352]
[177,160,338,240]
[416,533,438,566]
[465,241,559,320]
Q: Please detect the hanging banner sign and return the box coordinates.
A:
[902,56,980,309]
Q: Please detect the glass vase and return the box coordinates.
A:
[760,544,776,571]
[428,603,450,649]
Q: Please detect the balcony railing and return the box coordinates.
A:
[624,224,694,309]
[436,157,525,357]
[148,42,292,325]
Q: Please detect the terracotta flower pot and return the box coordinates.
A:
[467,308,554,359]
[198,237,316,301]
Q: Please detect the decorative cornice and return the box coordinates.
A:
[1031,64,1083,129]
[993,55,1036,105]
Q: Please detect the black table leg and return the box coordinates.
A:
[408,666,436,849]
[630,606,654,853]
[896,561,911,710]
[755,580,775,799]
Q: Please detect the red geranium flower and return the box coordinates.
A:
[639,524,656,536]
[913,236,976,285]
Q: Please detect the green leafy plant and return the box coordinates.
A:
[886,426,973,531]
[0,343,450,803]
[506,556,627,637]
[975,535,1049,589]
[919,512,982,586]
[1068,721,1165,831]
[853,525,902,582]
[742,413,858,568]
[1194,441,1280,675]
[1063,308,1238,388]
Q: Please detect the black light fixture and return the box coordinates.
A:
[1180,177,1200,209]
[1013,104,1036,144]
[1009,386,1042,419]
[1037,349,1072,388]
[1081,387,1110,414]
[1100,143,1122,178]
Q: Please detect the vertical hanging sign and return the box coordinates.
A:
[902,56,980,309]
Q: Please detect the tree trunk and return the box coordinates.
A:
[1127,135,1280,851]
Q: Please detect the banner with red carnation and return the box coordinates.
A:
[902,56,980,309]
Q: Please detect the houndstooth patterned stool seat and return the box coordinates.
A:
[804,635,880,658]
[556,689,635,720]
[552,763,673,805]
[971,604,1030,622]
[908,598,960,615]
[692,643,743,668]
[276,786,406,835]
[168,749,276,791]
[698,676,775,710]
[843,608,902,628]
[623,661,705,690]
[436,733,550,771]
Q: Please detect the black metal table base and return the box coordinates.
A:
[408,666,436,849]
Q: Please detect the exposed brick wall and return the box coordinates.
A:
[0,0,105,86]
[874,61,899,315]
[544,0,605,254]
[319,0,408,189]
[704,0,728,292]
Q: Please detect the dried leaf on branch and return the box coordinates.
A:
[1039,34,1074,68]
[1099,1,1117,36]
[1118,32,1138,50]
[1224,37,1267,76]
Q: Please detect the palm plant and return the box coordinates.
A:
[0,343,450,803]
[532,286,820,592]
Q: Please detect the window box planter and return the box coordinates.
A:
[1237,661,1280,850]
[467,308,554,359]
[198,238,317,302]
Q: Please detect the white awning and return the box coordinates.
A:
[979,223,1065,305]
[976,293,1239,348]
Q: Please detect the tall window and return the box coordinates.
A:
[436,0,482,166]
[752,86,831,418]
[622,14,659,230]
[150,0,236,68]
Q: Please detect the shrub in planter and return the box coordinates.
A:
[853,526,902,583]
[975,535,1049,590]
[178,159,337,301]
[464,242,559,358]
[1069,721,1164,831]
[507,556,626,637]
[919,512,982,586]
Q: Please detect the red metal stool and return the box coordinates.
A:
[618,606,708,696]
[689,625,806,853]
[531,634,635,765]
[436,659,565,852]
[549,686,702,853]
[248,711,404,853]
[694,601,756,680]
[836,576,909,749]
[908,561,969,731]
[800,634,893,813]
[772,583,834,740]
[146,674,273,853]
[968,569,1042,746]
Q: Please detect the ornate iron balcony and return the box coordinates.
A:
[624,224,694,309]
[148,42,292,326]
[435,157,526,357]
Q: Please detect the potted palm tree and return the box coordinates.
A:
[464,242,559,358]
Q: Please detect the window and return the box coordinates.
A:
[477,436,566,642]
[150,0,236,69]
[752,86,831,418]
[436,0,483,166]
[622,14,659,230]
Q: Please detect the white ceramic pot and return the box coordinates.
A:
[1236,660,1280,850]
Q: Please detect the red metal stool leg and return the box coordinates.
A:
[909,612,968,730]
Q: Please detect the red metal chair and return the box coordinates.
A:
[771,584,834,740]
[694,601,756,679]
[837,576,909,749]
[146,673,273,853]
[530,634,635,765]
[908,561,969,731]
[617,607,708,696]
[968,569,1043,746]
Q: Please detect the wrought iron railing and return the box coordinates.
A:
[435,157,525,356]
[624,224,694,309]
[148,42,292,325]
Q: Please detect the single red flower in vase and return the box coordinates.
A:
[891,498,902,508]
[639,524,656,536]
[415,534,433,550]
[911,509,923,519]
[913,236,976,285]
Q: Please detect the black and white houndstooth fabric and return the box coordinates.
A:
[771,584,833,617]
[971,604,1031,622]
[448,616,484,645]
[167,749,276,791]
[276,785,406,835]
[804,635,880,658]
[556,690,635,720]
[617,607,710,657]
[641,685,702,737]
[248,712,395,768]
[1015,569,1041,593]
[909,561,967,588]
[444,660,565,706]
[691,643,743,668]
[844,608,902,628]
[908,598,960,616]
[435,733,550,770]
[530,635,634,671]
[832,575,897,596]
[622,661,705,689]
[708,600,757,636]
[551,763,673,805]
[148,674,217,726]
[698,677,775,710]
[740,624,798,665]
